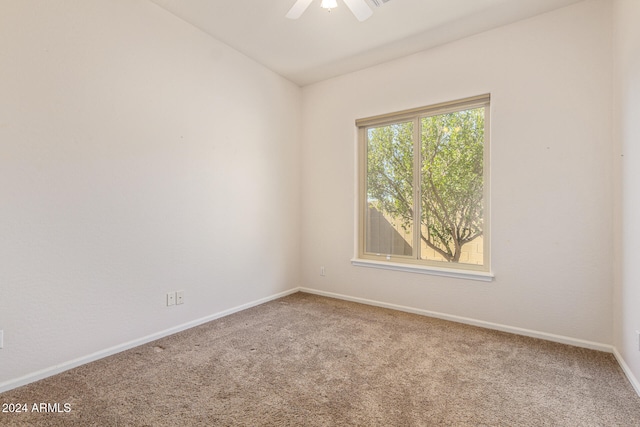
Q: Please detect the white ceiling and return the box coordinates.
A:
[148,0,583,86]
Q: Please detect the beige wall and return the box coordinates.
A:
[0,0,302,388]
[613,0,640,392]
[301,0,613,344]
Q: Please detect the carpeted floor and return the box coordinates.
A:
[1,292,639,426]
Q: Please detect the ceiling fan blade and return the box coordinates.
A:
[286,0,314,19]
[343,0,373,21]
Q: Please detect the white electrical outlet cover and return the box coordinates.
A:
[0,330,3,349]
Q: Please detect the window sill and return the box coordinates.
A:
[350,258,494,282]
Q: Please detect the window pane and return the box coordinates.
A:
[420,108,484,265]
[365,122,414,256]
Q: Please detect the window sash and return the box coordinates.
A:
[358,94,490,273]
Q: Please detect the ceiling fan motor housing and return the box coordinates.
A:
[369,0,391,7]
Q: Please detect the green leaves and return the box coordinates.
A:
[421,108,484,262]
[367,121,414,226]
[366,107,485,264]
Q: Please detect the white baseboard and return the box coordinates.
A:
[0,288,299,395]
[613,347,640,397]
[305,286,639,398]
[299,287,613,353]
[4,287,635,398]
[304,287,640,398]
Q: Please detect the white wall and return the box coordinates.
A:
[0,0,301,387]
[301,0,613,345]
[613,0,640,388]
[2,0,632,395]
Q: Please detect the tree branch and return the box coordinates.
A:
[420,231,454,261]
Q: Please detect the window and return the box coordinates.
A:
[355,95,491,279]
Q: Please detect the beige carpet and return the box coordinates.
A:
[1,292,639,426]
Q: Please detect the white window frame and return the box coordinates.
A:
[352,94,493,281]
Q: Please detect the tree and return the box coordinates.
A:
[366,107,485,263]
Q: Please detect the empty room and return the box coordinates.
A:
[1,0,639,425]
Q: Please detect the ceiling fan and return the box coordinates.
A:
[286,0,389,22]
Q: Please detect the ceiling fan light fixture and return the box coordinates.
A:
[321,0,338,11]
[287,0,374,21]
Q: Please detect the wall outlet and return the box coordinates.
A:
[167,292,176,306]
[0,330,3,349]
[320,266,326,276]
[176,290,184,305]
